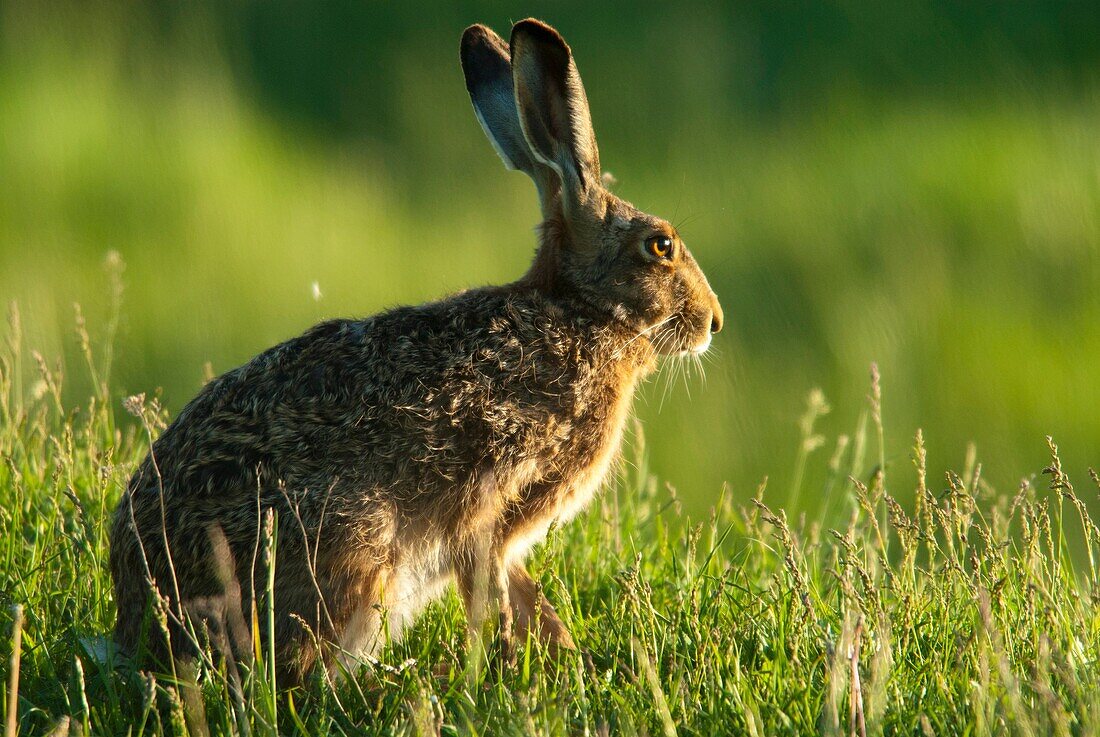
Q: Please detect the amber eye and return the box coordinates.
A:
[644,235,674,260]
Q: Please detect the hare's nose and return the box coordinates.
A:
[710,295,724,334]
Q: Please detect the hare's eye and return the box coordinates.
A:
[644,236,674,260]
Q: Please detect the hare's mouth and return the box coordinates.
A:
[649,317,712,357]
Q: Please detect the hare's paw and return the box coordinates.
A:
[507,563,577,656]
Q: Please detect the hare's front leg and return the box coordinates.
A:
[507,563,576,654]
[454,546,515,664]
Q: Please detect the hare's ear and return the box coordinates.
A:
[461,24,557,212]
[510,19,601,213]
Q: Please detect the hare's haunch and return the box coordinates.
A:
[110,19,722,683]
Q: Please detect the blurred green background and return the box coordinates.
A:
[2,2,1098,516]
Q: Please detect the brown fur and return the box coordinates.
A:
[109,18,722,683]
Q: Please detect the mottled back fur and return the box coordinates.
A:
[110,18,722,683]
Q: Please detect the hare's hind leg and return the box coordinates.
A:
[273,547,388,683]
[328,566,394,677]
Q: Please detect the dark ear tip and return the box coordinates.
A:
[460,23,510,88]
[510,18,569,52]
[461,24,508,59]
[461,24,491,47]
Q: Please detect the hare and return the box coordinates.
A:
[110,18,722,684]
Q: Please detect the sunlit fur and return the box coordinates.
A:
[109,18,722,684]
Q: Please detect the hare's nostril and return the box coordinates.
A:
[710,312,723,334]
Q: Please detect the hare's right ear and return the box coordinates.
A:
[461,24,557,212]
[509,19,602,218]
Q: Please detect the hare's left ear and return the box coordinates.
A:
[461,24,558,214]
[510,19,602,214]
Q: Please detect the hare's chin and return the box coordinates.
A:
[687,332,713,355]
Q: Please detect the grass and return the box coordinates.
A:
[2,300,1100,736]
[2,7,1100,733]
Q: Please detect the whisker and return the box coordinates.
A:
[671,171,687,228]
[677,356,689,400]
[673,213,703,233]
[608,313,716,411]
[662,329,684,410]
[653,333,677,412]
[595,314,678,377]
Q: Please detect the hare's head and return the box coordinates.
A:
[462,19,722,356]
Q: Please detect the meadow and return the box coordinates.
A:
[2,2,1100,734]
[2,314,1100,735]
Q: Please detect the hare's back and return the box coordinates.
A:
[132,290,574,505]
